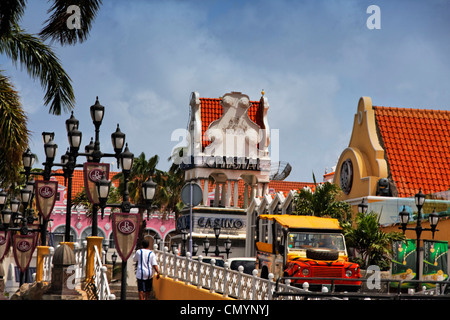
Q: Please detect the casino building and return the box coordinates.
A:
[175,91,315,257]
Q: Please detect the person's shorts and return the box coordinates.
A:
[137,278,153,292]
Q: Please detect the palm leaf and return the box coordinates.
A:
[0,0,27,37]
[0,71,29,187]
[0,24,75,114]
[39,0,102,45]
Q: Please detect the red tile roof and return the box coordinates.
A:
[373,106,450,198]
[199,97,264,149]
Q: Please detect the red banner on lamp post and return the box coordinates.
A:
[35,180,58,220]
[112,212,141,261]
[13,234,36,273]
[83,162,110,204]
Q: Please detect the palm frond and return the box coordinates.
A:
[0,0,27,37]
[39,0,102,45]
[0,71,29,187]
[0,24,75,114]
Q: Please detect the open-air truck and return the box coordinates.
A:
[255,214,361,292]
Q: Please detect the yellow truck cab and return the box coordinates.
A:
[255,214,361,291]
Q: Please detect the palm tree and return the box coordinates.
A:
[0,0,102,185]
[112,152,162,206]
[342,211,406,270]
[0,73,29,188]
[293,173,351,222]
[156,162,185,218]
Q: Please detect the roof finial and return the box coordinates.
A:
[261,89,265,96]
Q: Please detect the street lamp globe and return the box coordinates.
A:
[224,238,232,251]
[203,237,210,251]
[61,150,70,166]
[399,205,410,229]
[22,148,35,170]
[90,97,105,125]
[429,209,439,229]
[119,144,134,172]
[44,139,58,162]
[214,226,221,237]
[42,132,55,144]
[10,198,20,213]
[142,177,157,202]
[68,126,82,149]
[96,174,111,204]
[20,188,32,206]
[65,111,79,133]
[2,208,12,225]
[358,198,368,214]
[25,178,35,194]
[85,138,95,161]
[111,124,126,154]
[0,191,8,206]
[415,188,426,208]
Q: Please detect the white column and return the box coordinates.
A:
[226,180,232,207]
[221,182,227,206]
[244,183,249,208]
[214,183,220,207]
[203,179,209,206]
[233,180,239,208]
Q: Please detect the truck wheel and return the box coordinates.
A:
[306,248,339,261]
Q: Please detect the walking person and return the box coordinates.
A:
[133,239,160,300]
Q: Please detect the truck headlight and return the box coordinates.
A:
[345,269,353,278]
[301,268,310,276]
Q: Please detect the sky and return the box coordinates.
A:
[2,0,450,183]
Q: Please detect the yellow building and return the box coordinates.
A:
[332,96,449,239]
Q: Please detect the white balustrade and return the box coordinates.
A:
[153,245,306,300]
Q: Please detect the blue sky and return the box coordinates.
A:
[2,0,450,183]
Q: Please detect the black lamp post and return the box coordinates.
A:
[181,230,188,256]
[399,188,440,288]
[358,198,368,214]
[202,226,232,259]
[96,170,157,301]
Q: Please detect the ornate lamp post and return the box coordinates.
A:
[399,188,440,288]
[358,198,368,214]
[202,226,232,259]
[96,171,157,300]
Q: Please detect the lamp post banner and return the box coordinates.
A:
[35,180,58,220]
[112,212,141,261]
[390,239,417,288]
[423,240,448,287]
[0,231,10,262]
[13,234,36,272]
[83,162,110,204]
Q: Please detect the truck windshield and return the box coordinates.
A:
[288,232,346,252]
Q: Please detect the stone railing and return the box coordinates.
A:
[154,245,306,300]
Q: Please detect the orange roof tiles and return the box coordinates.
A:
[373,106,450,198]
[199,97,263,149]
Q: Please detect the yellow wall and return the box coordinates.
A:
[153,276,235,300]
[334,97,388,200]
